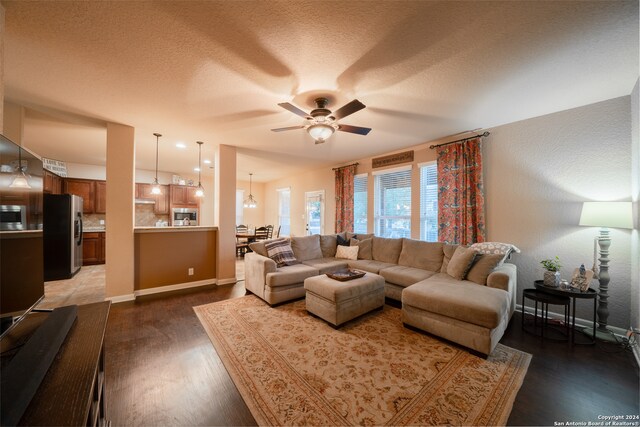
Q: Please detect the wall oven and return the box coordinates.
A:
[0,205,27,231]
[171,208,198,226]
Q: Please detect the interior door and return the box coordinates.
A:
[305,191,324,235]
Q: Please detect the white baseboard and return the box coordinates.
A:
[106,294,135,304]
[217,277,238,286]
[516,304,627,337]
[134,279,217,297]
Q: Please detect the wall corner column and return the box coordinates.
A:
[105,123,135,301]
[214,144,236,284]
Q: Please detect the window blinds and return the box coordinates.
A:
[419,163,438,242]
[277,188,291,236]
[353,174,368,234]
[374,168,412,238]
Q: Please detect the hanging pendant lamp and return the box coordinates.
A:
[243,173,257,208]
[9,146,32,189]
[151,133,162,195]
[195,141,204,198]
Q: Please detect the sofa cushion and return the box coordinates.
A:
[248,240,269,257]
[301,258,349,274]
[347,232,374,241]
[319,235,338,258]
[440,244,458,273]
[398,239,444,271]
[350,238,373,260]
[446,246,478,280]
[336,234,350,246]
[402,278,510,329]
[347,259,396,274]
[466,254,504,285]
[379,265,436,287]
[265,263,319,287]
[469,242,521,265]
[264,238,298,267]
[290,235,323,261]
[371,236,403,264]
[336,245,359,260]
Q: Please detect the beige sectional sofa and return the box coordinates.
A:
[244,233,517,355]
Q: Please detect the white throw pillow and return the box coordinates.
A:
[335,245,359,260]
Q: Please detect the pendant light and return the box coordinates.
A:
[151,133,162,195]
[243,173,257,208]
[9,146,32,189]
[195,141,204,198]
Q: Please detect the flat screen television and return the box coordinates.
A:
[0,134,45,337]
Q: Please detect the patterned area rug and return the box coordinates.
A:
[194,295,531,426]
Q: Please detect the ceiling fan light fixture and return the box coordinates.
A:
[307,124,335,142]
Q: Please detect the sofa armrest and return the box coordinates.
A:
[487,263,517,316]
[244,252,277,299]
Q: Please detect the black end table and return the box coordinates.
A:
[533,280,597,345]
[522,289,570,341]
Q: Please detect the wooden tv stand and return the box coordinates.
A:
[0,301,110,426]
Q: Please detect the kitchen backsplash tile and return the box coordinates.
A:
[135,204,169,227]
[84,214,105,228]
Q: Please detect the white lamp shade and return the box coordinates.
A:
[579,201,633,229]
[307,124,334,142]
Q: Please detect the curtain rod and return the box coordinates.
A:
[429,131,490,149]
[332,162,359,171]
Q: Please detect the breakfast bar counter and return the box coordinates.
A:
[134,226,218,292]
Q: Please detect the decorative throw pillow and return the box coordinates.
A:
[248,240,268,257]
[319,235,338,258]
[469,242,521,265]
[350,238,372,260]
[335,245,359,260]
[336,234,350,247]
[264,238,297,267]
[446,246,478,280]
[466,254,505,285]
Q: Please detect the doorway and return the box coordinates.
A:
[305,190,324,235]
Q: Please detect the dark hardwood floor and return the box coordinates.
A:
[105,283,640,426]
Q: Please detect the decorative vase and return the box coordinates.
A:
[543,270,560,287]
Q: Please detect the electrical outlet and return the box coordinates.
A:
[188,268,194,276]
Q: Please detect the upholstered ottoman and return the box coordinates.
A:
[304,272,385,327]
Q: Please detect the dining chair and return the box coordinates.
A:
[255,226,269,240]
[236,224,250,257]
[275,225,281,238]
[265,225,274,239]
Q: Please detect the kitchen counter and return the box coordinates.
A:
[83,227,105,232]
[134,226,217,233]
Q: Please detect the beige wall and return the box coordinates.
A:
[485,96,633,328]
[105,122,135,300]
[134,229,216,289]
[214,144,236,283]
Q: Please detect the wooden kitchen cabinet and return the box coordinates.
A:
[94,181,107,214]
[64,179,95,213]
[82,232,105,265]
[136,183,169,214]
[170,185,199,206]
[43,170,63,194]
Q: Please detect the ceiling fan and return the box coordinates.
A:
[271,97,371,144]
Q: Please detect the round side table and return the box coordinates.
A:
[522,288,570,341]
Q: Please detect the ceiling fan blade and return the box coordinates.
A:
[277,102,312,119]
[330,99,366,120]
[271,125,305,132]
[338,124,371,135]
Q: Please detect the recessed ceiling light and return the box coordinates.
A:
[203,159,211,164]
[176,142,186,148]
[194,167,201,172]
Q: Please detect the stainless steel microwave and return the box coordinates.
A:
[171,208,198,226]
[0,205,27,231]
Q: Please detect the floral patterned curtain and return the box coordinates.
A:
[437,137,486,244]
[334,164,357,233]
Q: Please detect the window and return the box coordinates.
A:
[374,167,411,238]
[419,162,438,242]
[277,188,291,236]
[235,189,244,226]
[353,174,368,234]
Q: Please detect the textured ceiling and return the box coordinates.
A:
[3,0,638,181]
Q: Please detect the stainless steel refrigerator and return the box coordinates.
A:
[44,194,83,281]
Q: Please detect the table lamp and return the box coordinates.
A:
[579,201,633,341]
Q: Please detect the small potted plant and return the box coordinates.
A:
[540,256,562,287]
